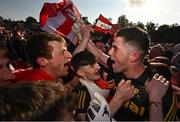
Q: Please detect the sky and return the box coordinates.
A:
[0,0,180,25]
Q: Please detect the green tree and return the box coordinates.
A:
[118,15,129,27]
[128,21,135,27]
[145,22,158,32]
[25,16,37,24]
[0,16,3,22]
[158,24,169,31]
[24,16,39,30]
[170,23,179,28]
[108,17,112,22]
[136,21,145,30]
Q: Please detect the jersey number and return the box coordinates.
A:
[124,101,145,116]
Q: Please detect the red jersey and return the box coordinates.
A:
[13,68,54,83]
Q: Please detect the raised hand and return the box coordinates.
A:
[114,79,136,102]
[145,74,170,102]
[109,79,136,116]
[80,25,94,41]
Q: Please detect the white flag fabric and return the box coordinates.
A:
[94,14,113,34]
[40,0,80,42]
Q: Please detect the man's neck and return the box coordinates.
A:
[39,67,57,81]
[124,64,146,79]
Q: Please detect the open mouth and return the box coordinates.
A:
[109,58,115,67]
[111,59,115,64]
[64,62,68,66]
[95,70,101,76]
[64,59,74,72]
[64,58,71,66]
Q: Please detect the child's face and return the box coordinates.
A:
[78,62,101,81]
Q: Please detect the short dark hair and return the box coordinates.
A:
[116,27,150,61]
[25,32,66,68]
[71,51,96,71]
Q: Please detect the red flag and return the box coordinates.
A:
[39,0,80,42]
[94,14,113,33]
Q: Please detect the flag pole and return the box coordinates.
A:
[48,25,67,38]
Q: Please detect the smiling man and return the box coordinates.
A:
[14,32,72,83]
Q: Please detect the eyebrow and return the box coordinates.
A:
[58,49,66,53]
[112,45,118,49]
[57,47,67,51]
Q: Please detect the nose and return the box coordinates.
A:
[65,50,72,60]
[95,63,101,70]
[108,47,113,56]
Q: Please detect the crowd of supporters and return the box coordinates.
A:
[0,19,180,121]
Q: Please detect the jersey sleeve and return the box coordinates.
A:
[162,85,177,121]
[73,83,91,113]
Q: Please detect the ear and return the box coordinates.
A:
[76,69,85,77]
[36,57,48,67]
[129,52,141,63]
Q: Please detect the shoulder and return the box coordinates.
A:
[13,68,34,81]
[13,68,53,82]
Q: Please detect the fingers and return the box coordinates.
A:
[103,72,108,81]
[107,79,115,84]
[117,79,132,89]
[117,79,126,87]
[124,80,131,87]
[161,78,166,83]
[130,85,136,97]
[81,25,94,32]
[157,75,164,81]
[165,80,170,86]
[115,79,136,102]
[80,25,94,40]
[153,73,159,79]
[131,85,134,91]
[153,74,169,86]
[107,79,115,89]
[161,78,170,86]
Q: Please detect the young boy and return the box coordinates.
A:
[71,51,135,120]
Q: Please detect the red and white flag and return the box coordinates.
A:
[39,0,80,42]
[94,14,113,33]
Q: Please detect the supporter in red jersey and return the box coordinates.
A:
[14,32,72,83]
